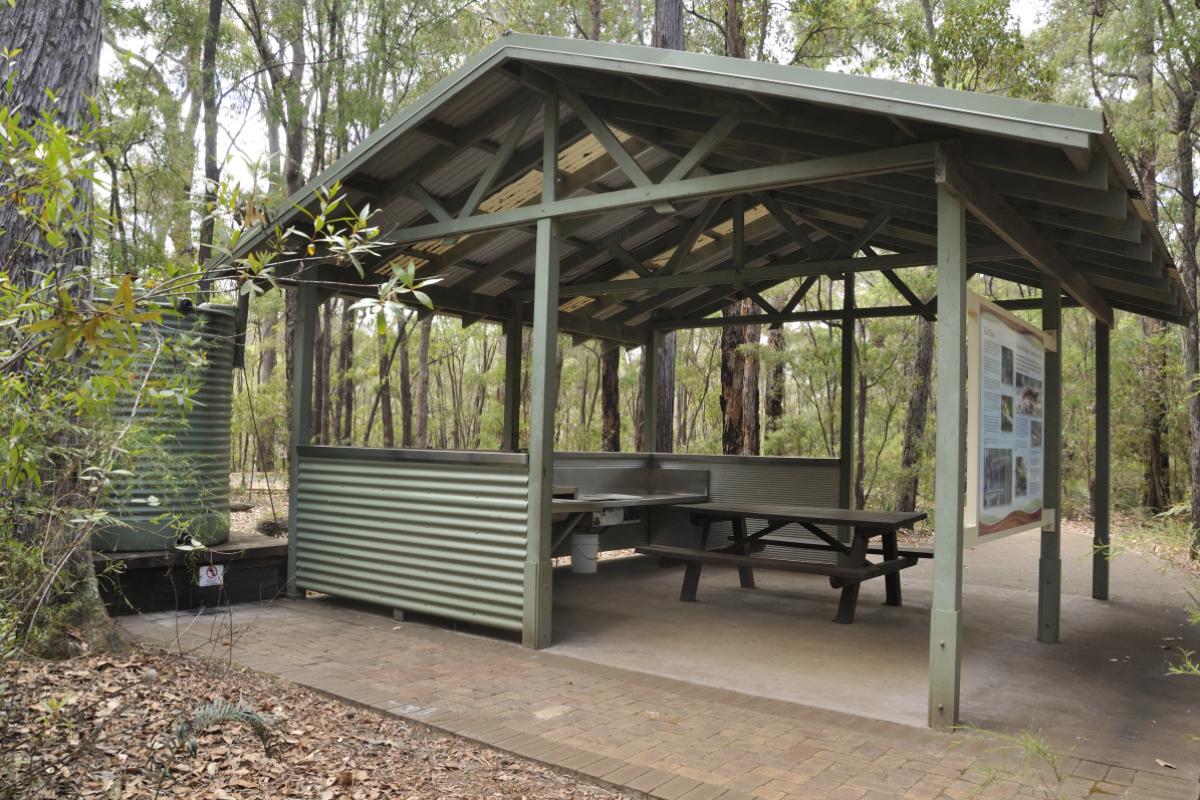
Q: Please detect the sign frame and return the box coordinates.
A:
[964,291,1055,548]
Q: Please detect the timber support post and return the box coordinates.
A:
[1093,319,1110,600]
[523,89,559,649]
[928,179,967,729]
[286,276,318,598]
[1039,279,1063,641]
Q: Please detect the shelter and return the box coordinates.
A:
[229,33,1183,728]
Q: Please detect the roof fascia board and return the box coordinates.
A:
[497,34,1099,150]
[225,38,516,263]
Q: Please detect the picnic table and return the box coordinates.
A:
[636,502,928,624]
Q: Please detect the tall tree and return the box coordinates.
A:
[0,0,123,653]
[195,0,223,295]
[648,0,683,452]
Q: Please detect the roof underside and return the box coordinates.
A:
[242,34,1186,336]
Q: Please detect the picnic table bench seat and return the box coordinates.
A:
[638,501,927,624]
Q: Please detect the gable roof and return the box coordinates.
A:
[231,33,1184,330]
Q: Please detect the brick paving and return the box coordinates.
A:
[122,600,1197,800]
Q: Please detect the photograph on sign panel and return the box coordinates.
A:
[1001,345,1014,386]
[1030,419,1042,447]
[1016,373,1043,417]
[1000,395,1014,433]
[982,448,1013,509]
[1015,456,1028,497]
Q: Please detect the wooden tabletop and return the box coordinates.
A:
[672,502,926,531]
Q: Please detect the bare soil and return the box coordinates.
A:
[2,649,630,800]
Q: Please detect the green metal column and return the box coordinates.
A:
[643,330,659,452]
[523,90,559,649]
[839,274,855,510]
[928,184,967,729]
[1039,280,1063,642]
[502,303,524,452]
[1093,319,1110,600]
[286,278,318,598]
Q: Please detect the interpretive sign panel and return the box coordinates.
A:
[965,292,1048,546]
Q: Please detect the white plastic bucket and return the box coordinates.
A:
[570,532,600,574]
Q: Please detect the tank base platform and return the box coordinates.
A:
[93,529,288,616]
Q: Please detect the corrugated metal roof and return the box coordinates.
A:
[233,33,1184,330]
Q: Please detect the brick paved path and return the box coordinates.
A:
[122,600,1195,800]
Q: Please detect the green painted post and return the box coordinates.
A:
[1039,280,1063,642]
[1093,319,1110,600]
[643,330,659,452]
[523,91,559,649]
[286,278,318,599]
[502,304,523,452]
[928,184,967,729]
[839,274,855,511]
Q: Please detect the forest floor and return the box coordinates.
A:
[2,648,631,800]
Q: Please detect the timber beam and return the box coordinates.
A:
[379,142,939,246]
[508,245,1014,300]
[935,143,1114,327]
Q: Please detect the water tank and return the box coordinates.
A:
[94,303,236,551]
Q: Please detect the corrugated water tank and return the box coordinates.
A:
[94,303,236,551]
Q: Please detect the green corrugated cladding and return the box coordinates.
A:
[94,304,236,552]
[294,451,530,632]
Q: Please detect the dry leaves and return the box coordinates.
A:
[1,649,629,799]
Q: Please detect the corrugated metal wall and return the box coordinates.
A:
[651,455,842,562]
[294,448,529,631]
[291,449,840,631]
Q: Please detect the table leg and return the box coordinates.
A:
[834,532,870,624]
[882,531,902,607]
[733,518,755,589]
[697,518,712,550]
[680,561,703,602]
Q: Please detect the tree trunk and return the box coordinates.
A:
[0,0,102,286]
[312,304,330,444]
[1132,35,1170,514]
[399,324,413,447]
[588,0,601,39]
[720,302,747,455]
[765,325,785,438]
[379,328,395,448]
[742,314,760,455]
[337,298,355,444]
[415,315,432,448]
[650,0,683,452]
[653,0,683,49]
[195,0,222,295]
[854,337,868,509]
[723,0,746,58]
[602,346,620,450]
[896,315,933,511]
[0,0,124,655]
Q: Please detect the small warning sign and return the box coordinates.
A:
[197,564,225,587]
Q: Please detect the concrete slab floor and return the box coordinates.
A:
[551,527,1200,785]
